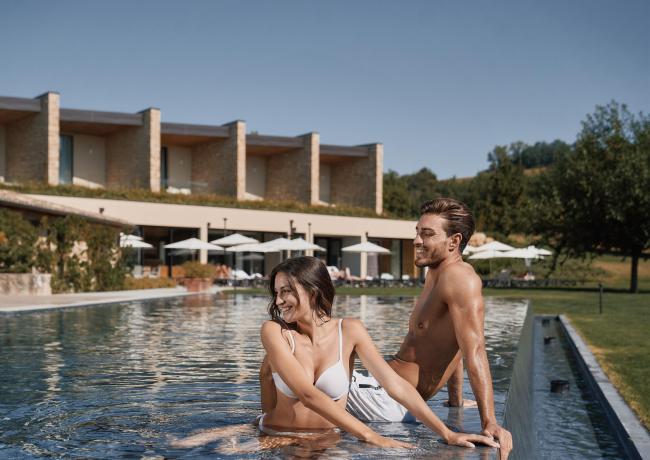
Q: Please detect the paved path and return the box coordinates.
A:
[0,287,224,314]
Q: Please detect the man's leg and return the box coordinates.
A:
[260,355,277,413]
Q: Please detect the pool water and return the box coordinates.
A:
[0,294,527,459]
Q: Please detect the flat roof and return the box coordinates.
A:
[246,133,303,155]
[0,95,41,124]
[161,122,230,146]
[320,144,369,162]
[60,108,143,136]
[0,190,132,228]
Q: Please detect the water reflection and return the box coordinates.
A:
[0,295,526,458]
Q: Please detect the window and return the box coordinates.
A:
[59,135,73,184]
[161,146,168,189]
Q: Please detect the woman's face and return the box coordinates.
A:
[273,272,311,324]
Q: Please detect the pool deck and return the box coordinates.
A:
[0,287,226,314]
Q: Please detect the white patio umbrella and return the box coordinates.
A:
[342,241,390,280]
[210,233,259,246]
[501,247,542,260]
[260,237,294,251]
[120,232,143,241]
[472,241,516,253]
[283,237,326,252]
[342,241,391,254]
[120,238,153,249]
[226,242,281,253]
[468,248,508,275]
[468,249,508,260]
[164,238,224,261]
[528,245,552,256]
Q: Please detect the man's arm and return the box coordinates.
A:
[446,359,470,407]
[260,354,276,413]
[442,267,512,458]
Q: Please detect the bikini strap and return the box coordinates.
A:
[285,329,295,354]
[338,319,343,361]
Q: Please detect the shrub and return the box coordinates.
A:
[124,276,177,290]
[181,261,215,279]
[0,209,40,273]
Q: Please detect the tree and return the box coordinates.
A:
[480,145,527,235]
[530,102,650,292]
[383,170,413,218]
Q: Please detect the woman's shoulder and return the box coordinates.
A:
[261,320,296,339]
[339,317,367,334]
[260,320,284,336]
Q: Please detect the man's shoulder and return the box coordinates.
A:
[438,261,482,292]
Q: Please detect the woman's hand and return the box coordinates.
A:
[366,433,414,449]
[444,431,500,448]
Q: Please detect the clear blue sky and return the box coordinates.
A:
[1,0,648,178]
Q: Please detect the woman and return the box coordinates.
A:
[259,256,497,449]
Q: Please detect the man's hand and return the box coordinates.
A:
[482,421,512,460]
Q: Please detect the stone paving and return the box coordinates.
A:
[0,287,223,314]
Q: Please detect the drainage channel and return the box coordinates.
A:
[533,316,627,459]
[505,309,634,459]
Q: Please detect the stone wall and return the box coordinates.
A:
[5,92,60,185]
[329,143,383,214]
[191,121,245,197]
[0,273,52,295]
[106,108,160,191]
[265,132,319,204]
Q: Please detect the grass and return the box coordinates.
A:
[233,285,649,428]
[590,254,650,291]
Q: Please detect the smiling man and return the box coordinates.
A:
[346,198,512,457]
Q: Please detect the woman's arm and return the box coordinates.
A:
[260,321,411,448]
[347,319,499,448]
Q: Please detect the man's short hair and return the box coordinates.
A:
[420,198,475,252]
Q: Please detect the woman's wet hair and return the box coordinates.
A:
[268,256,334,328]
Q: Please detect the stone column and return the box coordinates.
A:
[329,143,383,215]
[265,132,319,204]
[360,232,368,280]
[199,224,208,264]
[5,92,60,185]
[106,107,161,191]
[190,120,246,199]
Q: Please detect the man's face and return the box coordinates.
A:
[414,214,453,268]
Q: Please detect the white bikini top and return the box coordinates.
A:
[272,319,349,401]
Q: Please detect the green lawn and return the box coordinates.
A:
[233,286,649,428]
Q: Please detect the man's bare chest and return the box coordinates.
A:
[409,288,448,333]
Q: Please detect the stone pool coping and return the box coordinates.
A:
[559,315,650,460]
[0,287,225,314]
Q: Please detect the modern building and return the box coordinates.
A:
[0,92,418,279]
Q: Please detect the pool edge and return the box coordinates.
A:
[502,301,536,459]
[558,314,650,460]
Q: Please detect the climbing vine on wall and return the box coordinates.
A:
[0,210,127,293]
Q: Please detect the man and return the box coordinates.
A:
[261,198,512,457]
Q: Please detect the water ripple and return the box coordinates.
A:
[0,294,526,458]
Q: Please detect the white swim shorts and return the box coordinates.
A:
[346,370,416,423]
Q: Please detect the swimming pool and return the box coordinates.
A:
[0,294,527,458]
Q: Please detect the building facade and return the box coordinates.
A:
[0,92,418,279]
